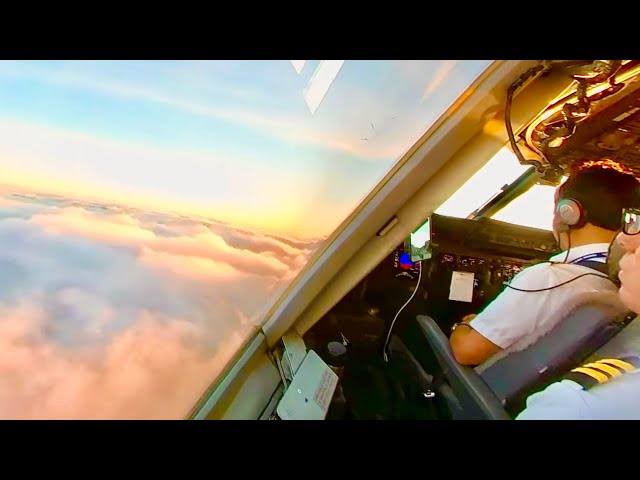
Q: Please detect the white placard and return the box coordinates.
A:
[449,271,475,302]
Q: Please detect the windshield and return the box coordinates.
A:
[0,60,491,419]
[436,147,531,218]
[436,146,565,231]
[491,184,558,230]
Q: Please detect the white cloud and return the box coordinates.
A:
[0,192,319,419]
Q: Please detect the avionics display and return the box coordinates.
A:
[408,218,431,263]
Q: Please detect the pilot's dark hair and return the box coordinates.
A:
[559,166,640,231]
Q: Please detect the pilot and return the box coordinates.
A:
[516,209,640,420]
[449,166,640,368]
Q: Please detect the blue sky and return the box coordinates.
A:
[0,60,491,237]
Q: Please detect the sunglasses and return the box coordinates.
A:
[622,207,640,235]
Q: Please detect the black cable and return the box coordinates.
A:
[503,229,615,292]
[505,63,550,173]
[505,88,531,170]
[505,272,612,292]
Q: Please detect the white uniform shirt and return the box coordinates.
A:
[516,369,640,420]
[471,243,617,371]
[516,316,640,420]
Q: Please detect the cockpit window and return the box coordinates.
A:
[491,184,558,230]
[0,60,491,419]
[435,145,567,231]
[436,147,531,218]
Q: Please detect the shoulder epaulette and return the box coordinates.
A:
[563,356,640,390]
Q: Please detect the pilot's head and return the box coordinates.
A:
[616,209,640,313]
[552,166,640,250]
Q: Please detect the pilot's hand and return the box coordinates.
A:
[462,314,477,324]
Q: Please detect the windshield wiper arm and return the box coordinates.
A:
[467,167,539,220]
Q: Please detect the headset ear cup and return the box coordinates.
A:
[557,198,584,228]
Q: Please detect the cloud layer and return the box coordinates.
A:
[0,189,320,419]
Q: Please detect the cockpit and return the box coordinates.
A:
[237,60,640,421]
[2,60,638,419]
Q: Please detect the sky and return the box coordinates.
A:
[0,60,497,419]
[0,190,322,419]
[0,60,491,239]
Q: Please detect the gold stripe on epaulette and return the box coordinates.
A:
[570,367,609,383]
[583,362,622,377]
[597,358,636,372]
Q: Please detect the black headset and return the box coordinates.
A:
[555,197,587,231]
[504,197,616,292]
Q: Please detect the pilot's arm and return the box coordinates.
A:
[449,314,501,365]
[449,264,559,366]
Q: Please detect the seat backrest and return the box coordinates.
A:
[416,297,631,419]
[415,315,510,420]
[480,300,631,415]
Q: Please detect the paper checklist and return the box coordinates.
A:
[449,271,475,303]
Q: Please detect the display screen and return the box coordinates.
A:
[408,218,432,262]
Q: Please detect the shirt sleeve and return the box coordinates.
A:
[515,381,590,420]
[469,264,560,349]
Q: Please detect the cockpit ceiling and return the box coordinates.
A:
[524,60,640,178]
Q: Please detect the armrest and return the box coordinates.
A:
[415,315,510,420]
